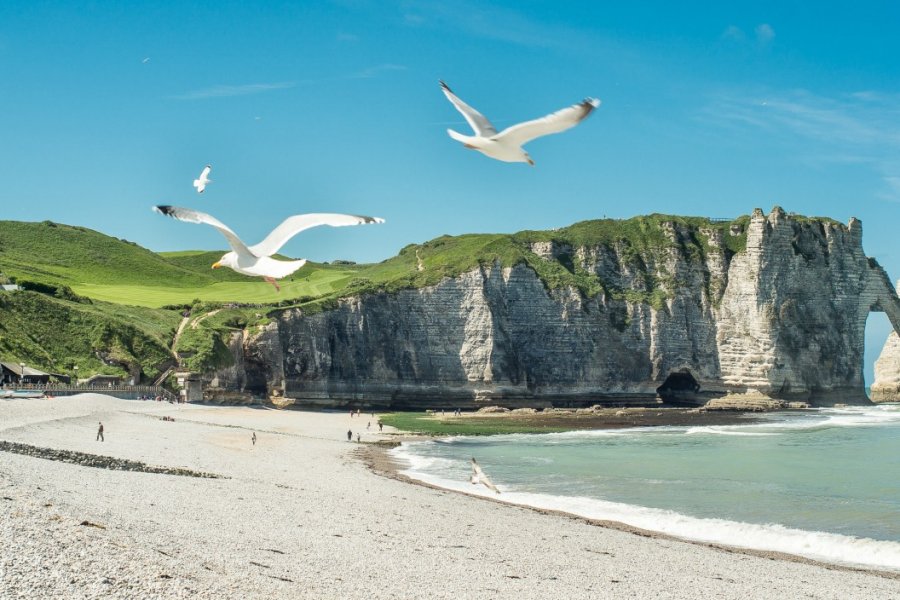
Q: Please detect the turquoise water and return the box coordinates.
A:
[392,405,900,569]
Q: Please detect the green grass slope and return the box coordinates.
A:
[0,220,216,288]
[0,290,179,381]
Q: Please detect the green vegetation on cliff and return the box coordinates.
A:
[278,213,751,313]
[172,304,273,372]
[0,290,178,380]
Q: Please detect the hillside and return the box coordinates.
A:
[0,291,178,381]
[0,221,215,288]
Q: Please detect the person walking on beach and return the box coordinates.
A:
[356,433,361,443]
[378,421,383,432]
[347,429,352,441]
[96,421,104,442]
[251,432,257,446]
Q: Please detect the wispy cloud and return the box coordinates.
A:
[721,23,775,46]
[348,63,407,79]
[172,81,296,100]
[879,176,900,202]
[721,25,745,42]
[700,89,900,201]
[399,0,598,51]
[755,23,775,44]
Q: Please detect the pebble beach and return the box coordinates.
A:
[2,394,899,599]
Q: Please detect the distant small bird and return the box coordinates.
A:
[440,81,600,166]
[142,57,151,64]
[470,457,500,494]
[153,205,384,290]
[193,165,212,193]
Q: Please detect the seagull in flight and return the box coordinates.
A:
[440,81,600,166]
[470,458,500,494]
[153,206,384,290]
[193,165,212,193]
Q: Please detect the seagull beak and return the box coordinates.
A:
[211,262,221,269]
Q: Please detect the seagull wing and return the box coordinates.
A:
[440,81,497,137]
[494,98,600,147]
[200,165,211,180]
[249,213,385,257]
[153,205,253,257]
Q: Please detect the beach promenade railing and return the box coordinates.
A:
[2,383,168,400]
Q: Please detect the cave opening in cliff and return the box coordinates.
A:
[656,370,700,404]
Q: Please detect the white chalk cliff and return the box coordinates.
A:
[208,208,900,408]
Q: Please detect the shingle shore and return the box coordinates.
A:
[1,394,897,599]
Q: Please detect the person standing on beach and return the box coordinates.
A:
[251,432,257,446]
[356,433,361,443]
[96,422,104,442]
[347,429,352,441]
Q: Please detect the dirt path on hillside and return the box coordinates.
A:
[171,314,191,354]
[190,309,221,329]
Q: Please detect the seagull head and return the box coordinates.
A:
[213,252,238,270]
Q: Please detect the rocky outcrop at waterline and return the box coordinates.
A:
[871,281,900,403]
[205,208,900,408]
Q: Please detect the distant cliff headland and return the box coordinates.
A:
[2,207,899,407]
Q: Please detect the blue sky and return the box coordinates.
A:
[1,1,899,380]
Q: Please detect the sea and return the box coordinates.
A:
[391,404,900,570]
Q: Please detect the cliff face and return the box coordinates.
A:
[211,208,900,407]
[871,281,900,403]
